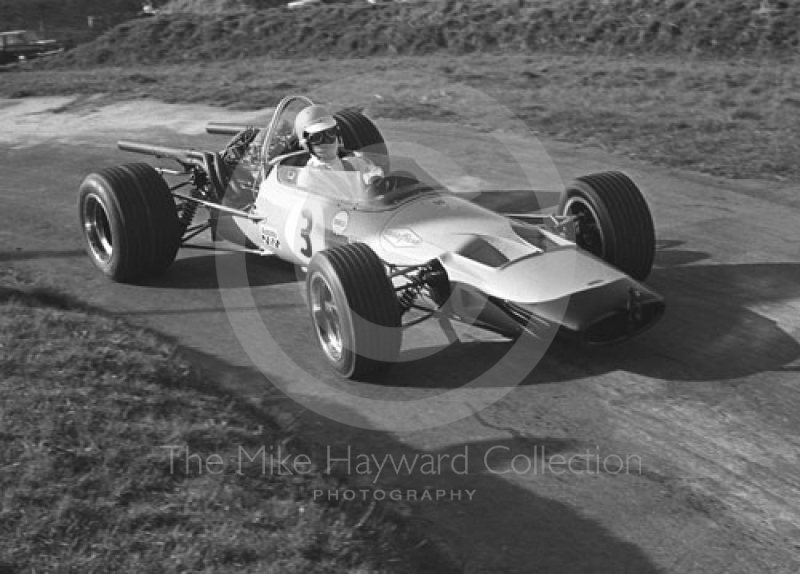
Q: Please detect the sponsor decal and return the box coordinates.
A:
[383,227,422,248]
[331,210,349,235]
[259,223,281,250]
[278,167,298,186]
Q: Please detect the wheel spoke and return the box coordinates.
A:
[310,276,343,362]
[326,305,342,355]
[312,306,328,331]
[84,195,113,263]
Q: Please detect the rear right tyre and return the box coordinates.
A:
[78,162,182,282]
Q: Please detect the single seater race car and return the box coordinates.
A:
[78,94,665,378]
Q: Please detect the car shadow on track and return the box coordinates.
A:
[140,241,799,388]
[652,238,710,267]
[574,260,800,380]
[175,346,670,574]
[547,258,800,383]
[139,251,298,290]
[371,259,800,388]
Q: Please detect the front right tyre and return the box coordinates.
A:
[306,243,402,379]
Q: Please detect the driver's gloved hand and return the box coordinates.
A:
[362,165,384,186]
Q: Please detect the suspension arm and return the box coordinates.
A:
[171,191,264,220]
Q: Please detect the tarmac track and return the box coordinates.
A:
[1,97,799,573]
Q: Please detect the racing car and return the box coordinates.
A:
[78,94,665,378]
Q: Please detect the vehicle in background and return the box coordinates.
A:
[287,0,322,8]
[137,1,161,17]
[0,30,64,65]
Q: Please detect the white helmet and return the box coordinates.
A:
[295,104,337,147]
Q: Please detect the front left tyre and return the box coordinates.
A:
[559,171,655,281]
[78,163,182,282]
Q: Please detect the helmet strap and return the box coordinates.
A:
[301,133,315,156]
[307,141,321,159]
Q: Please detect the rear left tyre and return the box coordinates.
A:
[78,163,182,282]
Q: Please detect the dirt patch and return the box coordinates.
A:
[0,96,266,147]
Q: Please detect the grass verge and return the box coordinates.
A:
[0,270,458,573]
[4,52,800,182]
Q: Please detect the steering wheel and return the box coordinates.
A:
[367,171,419,196]
[367,175,397,196]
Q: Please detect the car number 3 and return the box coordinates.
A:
[299,209,313,257]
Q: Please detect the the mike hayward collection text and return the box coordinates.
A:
[163,444,642,481]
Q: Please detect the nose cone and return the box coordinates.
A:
[528,275,665,344]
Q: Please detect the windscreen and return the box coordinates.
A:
[262,98,312,164]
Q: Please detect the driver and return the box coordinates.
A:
[294,104,384,192]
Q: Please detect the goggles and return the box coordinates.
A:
[307,127,339,145]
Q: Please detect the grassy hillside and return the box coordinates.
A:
[6,0,800,183]
[41,0,800,67]
[162,0,294,11]
[0,0,140,29]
